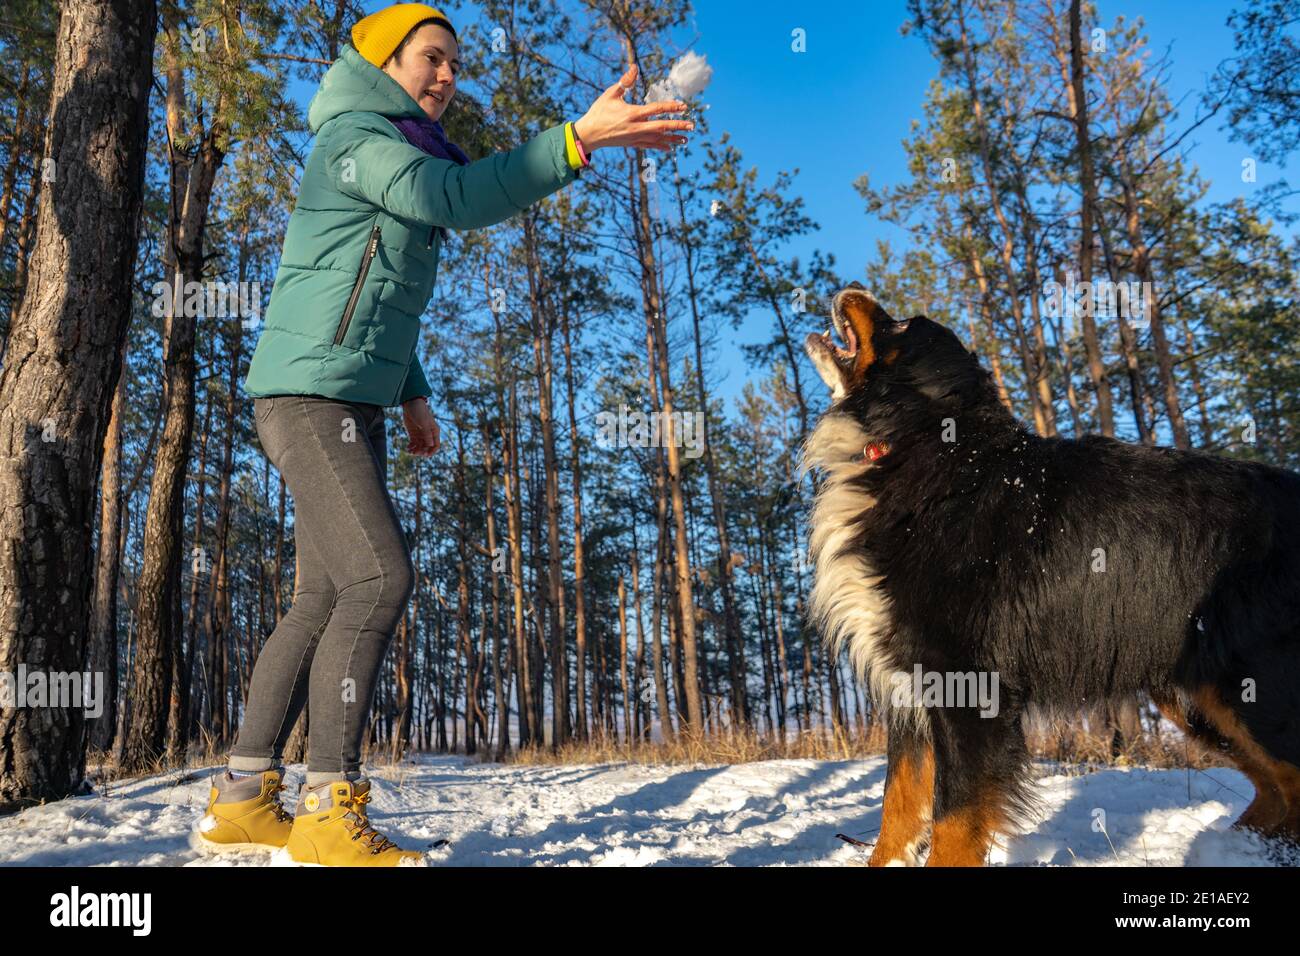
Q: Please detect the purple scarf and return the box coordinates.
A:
[390,116,468,244]
[389,115,470,166]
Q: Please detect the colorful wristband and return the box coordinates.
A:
[564,122,580,169]
[564,121,591,170]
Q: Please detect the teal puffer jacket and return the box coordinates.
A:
[244,44,579,407]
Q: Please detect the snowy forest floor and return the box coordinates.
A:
[1,753,1296,866]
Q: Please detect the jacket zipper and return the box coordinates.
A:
[334,224,381,346]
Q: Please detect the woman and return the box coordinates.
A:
[193,3,693,866]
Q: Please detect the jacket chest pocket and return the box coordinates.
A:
[333,224,382,347]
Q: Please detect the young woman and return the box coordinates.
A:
[194,2,693,865]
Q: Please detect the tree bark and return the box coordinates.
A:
[1063,0,1116,435]
[559,295,590,741]
[87,347,127,754]
[0,0,156,809]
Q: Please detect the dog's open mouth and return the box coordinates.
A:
[806,307,858,369]
[806,286,889,398]
[826,308,859,361]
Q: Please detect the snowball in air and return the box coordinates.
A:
[645,51,713,104]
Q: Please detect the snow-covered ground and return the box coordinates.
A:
[0,754,1291,866]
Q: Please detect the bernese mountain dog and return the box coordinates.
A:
[801,283,1300,866]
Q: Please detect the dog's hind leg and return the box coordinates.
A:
[1187,686,1300,842]
[1154,690,1288,835]
[868,715,934,866]
[925,706,1030,867]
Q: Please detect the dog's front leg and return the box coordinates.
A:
[925,707,1025,867]
[869,715,935,866]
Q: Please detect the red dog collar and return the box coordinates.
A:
[862,442,889,462]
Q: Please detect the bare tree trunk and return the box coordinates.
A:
[648,474,673,741]
[1063,0,1116,435]
[88,349,127,754]
[392,459,421,763]
[767,529,792,740]
[1118,171,1190,448]
[500,340,533,748]
[1095,211,1153,443]
[433,587,448,751]
[483,422,510,759]
[1049,260,1086,434]
[953,1,1051,435]
[0,64,34,258]
[630,535,649,741]
[962,234,1016,413]
[184,388,212,742]
[0,0,155,808]
[453,427,478,755]
[126,5,228,772]
[506,399,532,748]
[521,217,569,749]
[670,157,748,726]
[616,574,630,744]
[559,300,590,741]
[639,206,704,734]
[1180,314,1212,447]
[527,444,547,740]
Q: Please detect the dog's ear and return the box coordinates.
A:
[835,290,895,377]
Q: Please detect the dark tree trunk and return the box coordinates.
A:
[124,7,227,773]
[0,0,156,810]
[88,348,127,754]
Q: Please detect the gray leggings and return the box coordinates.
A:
[229,394,415,783]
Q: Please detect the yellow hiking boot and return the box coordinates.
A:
[284,778,427,867]
[191,767,294,855]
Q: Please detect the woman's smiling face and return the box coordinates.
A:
[383,22,459,121]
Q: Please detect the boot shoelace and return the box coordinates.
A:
[341,791,398,854]
[265,782,293,823]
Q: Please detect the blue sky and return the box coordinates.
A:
[680,0,1287,266]
[668,1,1293,403]
[345,1,1293,407]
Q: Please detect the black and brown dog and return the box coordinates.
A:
[802,284,1300,866]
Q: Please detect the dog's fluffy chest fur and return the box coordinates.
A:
[803,413,906,711]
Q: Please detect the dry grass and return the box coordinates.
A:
[495,722,889,768]
[83,726,271,788]
[497,718,1233,772]
[81,713,1231,789]
[1024,719,1232,773]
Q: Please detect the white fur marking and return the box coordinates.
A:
[802,413,928,734]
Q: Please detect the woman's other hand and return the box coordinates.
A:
[401,397,441,456]
[573,63,694,154]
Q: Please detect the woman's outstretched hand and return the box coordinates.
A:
[402,397,441,457]
[573,63,694,153]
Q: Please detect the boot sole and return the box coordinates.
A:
[188,828,287,858]
[269,847,325,867]
[268,846,430,867]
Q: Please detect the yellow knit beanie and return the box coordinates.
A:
[351,3,457,68]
